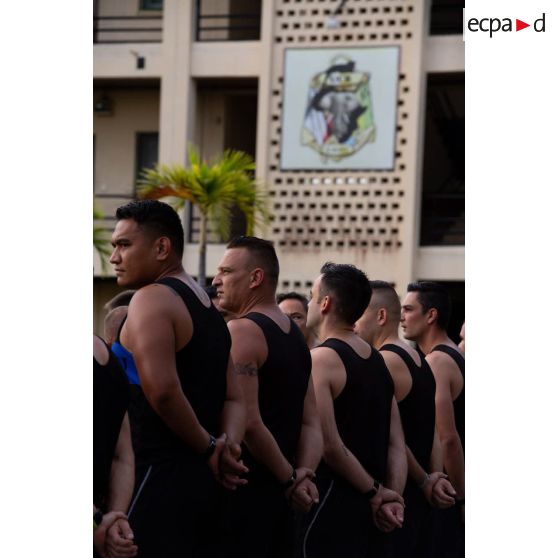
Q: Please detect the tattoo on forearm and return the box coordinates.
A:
[234,363,258,376]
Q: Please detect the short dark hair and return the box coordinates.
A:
[407,281,451,330]
[319,262,371,325]
[276,291,309,312]
[369,280,401,323]
[116,200,184,258]
[227,236,279,288]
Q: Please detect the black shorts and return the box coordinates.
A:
[128,454,221,558]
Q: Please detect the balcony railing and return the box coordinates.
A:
[195,0,261,41]
[93,15,163,44]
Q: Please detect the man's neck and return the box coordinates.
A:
[319,318,355,344]
[371,327,400,350]
[415,326,453,355]
[237,291,277,317]
[132,262,186,288]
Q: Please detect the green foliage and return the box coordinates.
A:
[138,145,271,241]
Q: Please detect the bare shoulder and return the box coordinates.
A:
[426,349,462,396]
[127,283,191,323]
[311,345,346,396]
[426,349,459,376]
[380,350,412,400]
[129,283,180,310]
[380,350,410,379]
[380,349,405,371]
[228,316,263,337]
[228,317,267,365]
[311,345,344,377]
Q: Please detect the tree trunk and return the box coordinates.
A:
[198,212,207,286]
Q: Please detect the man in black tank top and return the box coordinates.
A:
[355,281,457,557]
[93,334,137,557]
[212,236,323,558]
[109,200,247,558]
[301,263,406,558]
[402,282,465,558]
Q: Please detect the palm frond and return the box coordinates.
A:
[135,145,272,283]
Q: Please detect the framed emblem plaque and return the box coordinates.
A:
[280,47,400,171]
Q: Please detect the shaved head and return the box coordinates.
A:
[369,280,401,324]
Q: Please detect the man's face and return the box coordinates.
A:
[400,291,428,341]
[279,298,309,341]
[212,248,254,313]
[354,302,377,345]
[110,219,158,288]
[306,275,323,334]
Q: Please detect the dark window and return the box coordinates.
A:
[140,0,163,10]
[135,132,159,187]
[430,0,464,35]
[420,73,464,246]
[196,0,261,41]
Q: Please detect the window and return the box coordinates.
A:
[135,132,159,186]
[140,0,163,11]
[420,73,464,246]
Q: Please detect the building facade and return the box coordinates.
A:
[93,0,464,338]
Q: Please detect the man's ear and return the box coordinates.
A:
[249,268,265,288]
[377,308,388,326]
[155,237,172,260]
[320,294,332,314]
[426,308,438,325]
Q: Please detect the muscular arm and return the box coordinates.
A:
[107,413,135,512]
[125,287,211,454]
[220,354,246,445]
[312,348,378,492]
[385,397,407,494]
[430,431,444,472]
[295,378,323,471]
[228,319,294,483]
[427,352,465,499]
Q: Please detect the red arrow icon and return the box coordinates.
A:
[516,19,530,31]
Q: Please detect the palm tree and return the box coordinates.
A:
[138,145,271,285]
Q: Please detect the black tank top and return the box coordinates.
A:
[431,344,465,452]
[93,338,129,510]
[242,312,311,472]
[380,344,436,471]
[131,277,230,466]
[319,338,394,482]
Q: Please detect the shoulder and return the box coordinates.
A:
[228,316,265,339]
[380,349,407,374]
[127,283,187,320]
[130,282,180,306]
[311,345,344,375]
[426,348,461,388]
[426,348,458,372]
[228,317,267,363]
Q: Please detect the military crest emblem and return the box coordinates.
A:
[302,55,375,163]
